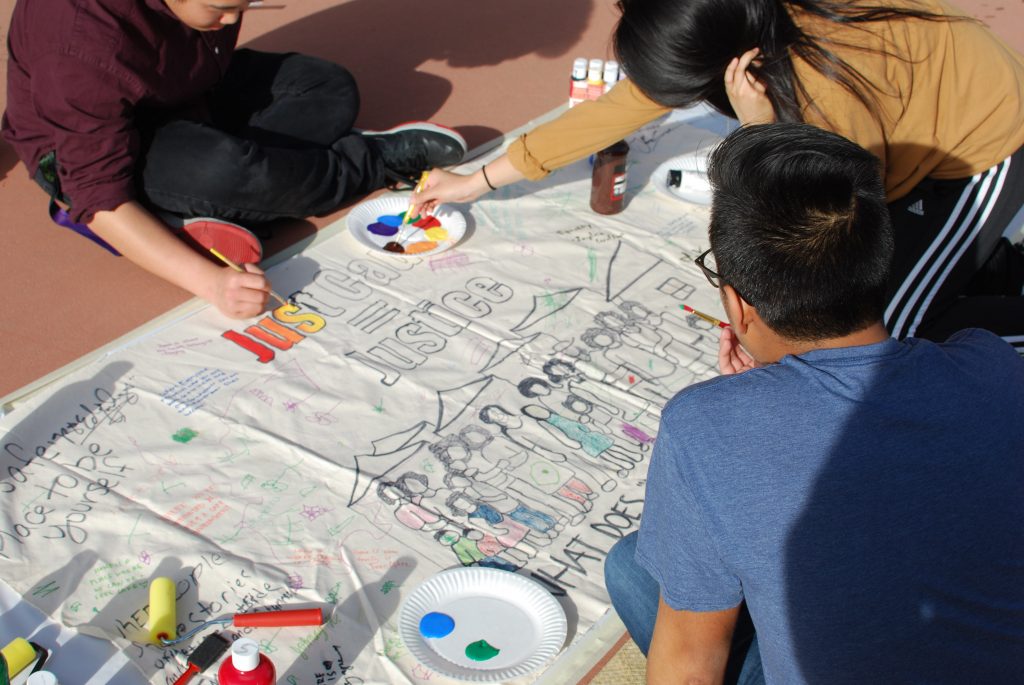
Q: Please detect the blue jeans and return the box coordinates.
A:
[604,532,765,685]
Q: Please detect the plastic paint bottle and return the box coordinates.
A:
[590,140,630,215]
[602,60,619,94]
[217,638,276,685]
[568,57,588,107]
[586,59,605,101]
[26,673,60,685]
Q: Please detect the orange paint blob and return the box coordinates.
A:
[404,241,438,254]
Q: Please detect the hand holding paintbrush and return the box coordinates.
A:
[209,248,290,308]
[385,171,431,252]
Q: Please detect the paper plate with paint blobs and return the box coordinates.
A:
[347,195,466,257]
[399,566,567,681]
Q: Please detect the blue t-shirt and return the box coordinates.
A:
[636,329,1024,684]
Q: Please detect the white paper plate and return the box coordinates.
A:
[651,150,713,205]
[347,195,466,256]
[399,567,567,682]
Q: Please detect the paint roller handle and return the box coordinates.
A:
[232,608,323,628]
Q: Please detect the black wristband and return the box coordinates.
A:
[481,164,498,191]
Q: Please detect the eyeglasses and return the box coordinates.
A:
[694,248,722,288]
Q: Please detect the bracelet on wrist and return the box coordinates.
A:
[481,164,498,191]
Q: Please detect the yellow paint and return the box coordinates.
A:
[424,227,449,241]
[273,303,326,333]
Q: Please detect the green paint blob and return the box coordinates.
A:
[172,428,199,443]
[465,639,500,662]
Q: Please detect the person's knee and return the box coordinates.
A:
[604,531,640,604]
[285,55,358,97]
[282,54,360,129]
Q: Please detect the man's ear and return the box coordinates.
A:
[720,284,750,333]
[722,285,761,333]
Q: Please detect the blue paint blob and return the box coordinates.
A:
[419,612,455,638]
[367,221,399,236]
[379,214,404,227]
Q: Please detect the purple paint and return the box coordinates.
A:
[621,423,655,443]
[367,222,399,236]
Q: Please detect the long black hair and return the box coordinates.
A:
[614,0,957,123]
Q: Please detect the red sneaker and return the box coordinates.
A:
[177,218,263,265]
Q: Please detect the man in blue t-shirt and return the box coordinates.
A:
[604,123,1024,684]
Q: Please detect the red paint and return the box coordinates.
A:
[222,330,275,363]
[628,375,635,384]
[414,216,441,229]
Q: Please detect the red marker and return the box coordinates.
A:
[680,304,730,328]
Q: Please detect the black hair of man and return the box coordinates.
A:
[706,122,893,341]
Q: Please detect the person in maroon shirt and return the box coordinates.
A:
[3,0,466,318]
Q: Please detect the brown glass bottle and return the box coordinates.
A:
[590,140,629,215]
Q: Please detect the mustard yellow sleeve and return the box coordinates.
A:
[795,60,888,173]
[507,79,671,180]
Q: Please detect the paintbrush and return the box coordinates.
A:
[403,170,431,225]
[209,248,290,308]
[680,304,730,328]
[390,171,432,248]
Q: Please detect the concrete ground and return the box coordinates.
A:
[1,0,1021,401]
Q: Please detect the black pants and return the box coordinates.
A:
[135,49,386,224]
[885,145,1024,350]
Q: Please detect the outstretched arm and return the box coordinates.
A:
[90,201,270,318]
[415,78,669,213]
[415,155,523,213]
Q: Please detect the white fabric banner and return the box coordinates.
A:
[0,111,731,684]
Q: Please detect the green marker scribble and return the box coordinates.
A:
[373,399,385,414]
[326,581,344,604]
[587,248,598,282]
[172,428,199,443]
[380,635,406,661]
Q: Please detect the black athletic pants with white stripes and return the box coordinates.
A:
[885,144,1024,351]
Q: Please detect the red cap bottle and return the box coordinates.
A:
[217,638,276,685]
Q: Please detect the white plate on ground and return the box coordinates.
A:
[651,150,713,205]
[347,195,466,256]
[399,567,567,682]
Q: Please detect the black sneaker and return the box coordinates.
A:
[363,122,467,186]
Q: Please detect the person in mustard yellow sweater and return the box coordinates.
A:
[418,0,1024,348]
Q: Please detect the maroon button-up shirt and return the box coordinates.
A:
[2,0,240,223]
